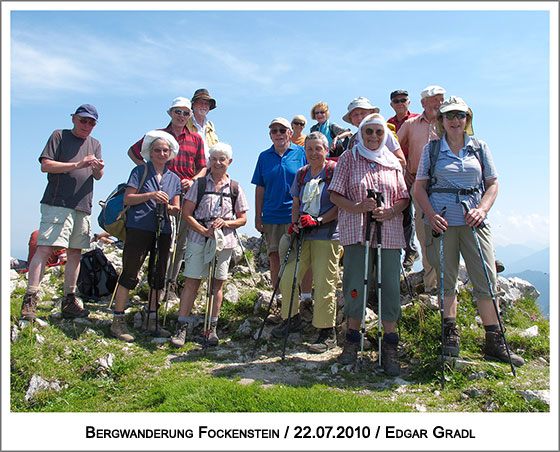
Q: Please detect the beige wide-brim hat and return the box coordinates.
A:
[140,130,179,162]
[342,97,380,124]
[203,228,226,264]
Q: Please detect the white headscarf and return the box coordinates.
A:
[354,114,401,171]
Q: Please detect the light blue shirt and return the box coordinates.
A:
[416,133,498,226]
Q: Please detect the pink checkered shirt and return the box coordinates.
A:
[328,150,409,248]
[184,175,249,248]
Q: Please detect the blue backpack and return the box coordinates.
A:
[97,164,148,241]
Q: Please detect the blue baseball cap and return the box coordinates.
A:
[73,104,98,120]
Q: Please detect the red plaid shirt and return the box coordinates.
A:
[328,150,409,248]
[128,123,206,180]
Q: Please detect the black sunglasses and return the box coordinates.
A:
[443,111,467,120]
[292,121,305,127]
[364,128,384,137]
[392,98,409,104]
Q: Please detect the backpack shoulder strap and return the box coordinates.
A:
[468,136,485,192]
[325,160,336,185]
[195,177,207,211]
[427,139,442,188]
[297,164,310,189]
[229,180,239,215]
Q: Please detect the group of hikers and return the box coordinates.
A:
[18,85,525,378]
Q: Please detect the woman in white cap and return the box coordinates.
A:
[110,130,182,342]
[329,113,409,375]
[309,101,351,157]
[171,142,249,348]
[414,96,524,367]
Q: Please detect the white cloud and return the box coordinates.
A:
[490,210,550,247]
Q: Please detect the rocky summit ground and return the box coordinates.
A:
[9,238,550,413]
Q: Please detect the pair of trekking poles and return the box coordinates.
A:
[252,228,305,360]
[108,203,167,335]
[436,202,516,389]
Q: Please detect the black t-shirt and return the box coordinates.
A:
[39,129,102,214]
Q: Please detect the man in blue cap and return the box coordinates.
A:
[20,104,105,321]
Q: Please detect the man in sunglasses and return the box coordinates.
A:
[20,104,104,322]
[251,118,308,312]
[397,85,446,294]
[388,90,420,270]
[127,97,207,299]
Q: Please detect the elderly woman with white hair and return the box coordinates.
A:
[329,113,409,375]
[110,130,182,342]
[171,142,249,349]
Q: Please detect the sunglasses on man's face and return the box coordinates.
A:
[78,117,97,126]
[173,109,191,117]
[392,98,409,104]
[443,111,467,120]
[364,128,384,137]
[270,128,288,135]
[292,121,305,127]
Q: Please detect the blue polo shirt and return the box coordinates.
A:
[251,143,307,224]
[125,161,181,234]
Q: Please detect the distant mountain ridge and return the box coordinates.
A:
[498,245,550,319]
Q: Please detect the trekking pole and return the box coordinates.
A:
[148,202,165,336]
[163,203,184,326]
[374,191,384,367]
[108,277,120,310]
[202,254,218,354]
[400,258,414,300]
[281,229,305,360]
[359,189,376,366]
[233,229,257,285]
[432,206,447,389]
[251,233,298,357]
[460,201,516,377]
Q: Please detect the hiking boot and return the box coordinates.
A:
[483,331,525,367]
[308,327,337,354]
[110,316,135,342]
[207,321,219,346]
[265,296,283,325]
[20,292,38,321]
[300,297,314,323]
[338,339,359,365]
[170,321,188,348]
[403,250,420,269]
[495,260,505,273]
[271,314,303,338]
[442,322,460,357]
[61,294,90,319]
[382,338,401,376]
[145,312,171,338]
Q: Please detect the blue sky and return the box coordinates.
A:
[5,4,556,260]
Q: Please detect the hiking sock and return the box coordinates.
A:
[26,286,39,295]
[178,316,190,323]
[113,311,125,317]
[63,285,76,297]
[383,332,399,345]
[346,328,361,343]
[484,324,500,333]
[443,317,456,325]
[211,317,219,325]
[301,293,312,301]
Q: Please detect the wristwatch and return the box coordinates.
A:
[316,216,323,226]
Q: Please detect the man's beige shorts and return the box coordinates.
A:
[37,204,91,250]
[262,223,290,254]
[183,241,233,280]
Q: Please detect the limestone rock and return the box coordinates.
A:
[25,374,66,402]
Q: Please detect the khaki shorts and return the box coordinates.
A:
[37,204,91,250]
[262,223,290,254]
[183,241,233,280]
